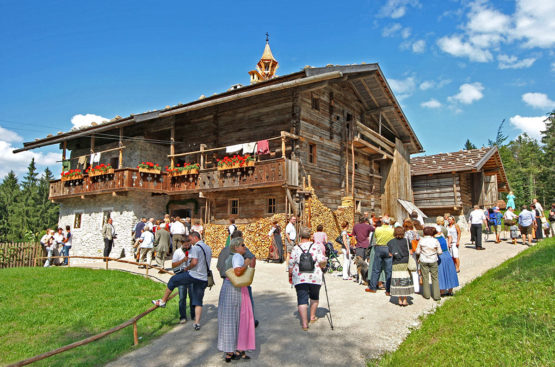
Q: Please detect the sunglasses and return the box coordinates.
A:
[241,244,246,247]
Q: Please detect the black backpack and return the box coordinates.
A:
[298,243,315,273]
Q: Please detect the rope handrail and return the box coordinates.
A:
[8,256,178,367]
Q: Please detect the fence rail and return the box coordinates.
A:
[7,256,177,367]
[0,242,43,269]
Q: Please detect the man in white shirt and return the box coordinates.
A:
[146,217,155,231]
[138,227,155,268]
[285,216,297,267]
[170,216,187,247]
[469,205,488,250]
[41,229,54,267]
[504,207,517,224]
[533,199,544,217]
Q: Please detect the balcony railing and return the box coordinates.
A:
[49,159,298,200]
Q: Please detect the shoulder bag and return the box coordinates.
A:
[197,244,215,289]
[225,266,255,288]
[407,238,417,272]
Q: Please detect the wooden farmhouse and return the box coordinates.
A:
[410,147,509,218]
[15,42,423,258]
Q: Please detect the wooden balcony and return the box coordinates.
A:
[49,159,299,200]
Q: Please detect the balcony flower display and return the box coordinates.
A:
[166,163,200,176]
[217,155,255,170]
[61,169,83,181]
[137,162,161,174]
[86,163,114,177]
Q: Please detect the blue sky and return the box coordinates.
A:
[0,0,553,178]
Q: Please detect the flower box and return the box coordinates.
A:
[173,168,199,176]
[139,168,161,175]
[89,168,114,177]
[61,174,83,182]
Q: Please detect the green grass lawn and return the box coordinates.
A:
[0,267,179,366]
[372,237,555,367]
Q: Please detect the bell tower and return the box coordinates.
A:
[248,33,279,84]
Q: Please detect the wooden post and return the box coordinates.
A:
[118,128,123,169]
[345,144,349,195]
[105,259,109,270]
[351,141,355,198]
[378,111,382,135]
[200,144,206,169]
[281,135,286,158]
[133,321,139,346]
[302,176,306,190]
[170,122,175,169]
[307,174,312,189]
[145,265,149,276]
[62,141,67,171]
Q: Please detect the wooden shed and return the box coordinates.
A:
[411,147,509,217]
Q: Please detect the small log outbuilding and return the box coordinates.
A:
[411,147,509,217]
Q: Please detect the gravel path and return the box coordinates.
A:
[84,232,527,367]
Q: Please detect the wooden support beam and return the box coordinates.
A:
[200,144,206,169]
[118,128,123,169]
[286,188,298,216]
[170,121,175,169]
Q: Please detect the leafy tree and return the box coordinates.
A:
[464,139,477,150]
[37,167,59,232]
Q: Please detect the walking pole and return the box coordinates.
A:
[322,273,334,330]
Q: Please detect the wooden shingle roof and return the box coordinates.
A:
[410,147,509,192]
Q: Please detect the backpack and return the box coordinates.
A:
[298,243,315,273]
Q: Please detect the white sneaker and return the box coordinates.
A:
[179,318,187,324]
[151,299,166,308]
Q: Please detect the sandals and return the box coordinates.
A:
[302,326,309,331]
[225,353,234,363]
[234,351,251,360]
[309,317,318,324]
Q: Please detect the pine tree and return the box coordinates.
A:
[0,171,20,242]
[37,167,59,231]
[464,139,477,150]
[11,159,41,241]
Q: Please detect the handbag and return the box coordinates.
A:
[225,267,255,288]
[197,244,215,289]
[406,239,417,272]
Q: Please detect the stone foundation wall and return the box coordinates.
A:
[57,192,168,263]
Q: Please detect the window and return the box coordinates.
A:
[74,212,82,229]
[311,93,320,110]
[110,157,118,169]
[267,198,276,214]
[308,143,317,164]
[229,199,239,215]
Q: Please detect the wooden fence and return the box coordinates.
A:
[0,242,43,269]
[7,256,177,367]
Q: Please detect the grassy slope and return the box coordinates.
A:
[374,237,554,367]
[0,267,178,366]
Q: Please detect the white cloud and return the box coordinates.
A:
[436,0,555,63]
[448,82,484,104]
[379,0,421,19]
[509,115,547,140]
[437,35,493,62]
[412,39,426,53]
[0,126,23,143]
[421,99,442,108]
[401,28,411,39]
[0,136,60,178]
[71,113,109,130]
[513,0,555,48]
[382,23,402,37]
[419,81,434,90]
[388,76,417,100]
[498,54,536,69]
[522,92,555,110]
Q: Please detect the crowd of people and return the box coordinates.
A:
[38,196,554,363]
[39,225,72,267]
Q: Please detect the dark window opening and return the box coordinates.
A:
[229,199,239,215]
[74,213,82,229]
[308,143,317,164]
[268,198,276,214]
[311,93,320,110]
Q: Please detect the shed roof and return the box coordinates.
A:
[410,146,510,192]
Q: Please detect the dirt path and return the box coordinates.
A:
[83,233,526,367]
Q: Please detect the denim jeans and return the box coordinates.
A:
[369,246,392,292]
[178,284,195,320]
[61,245,71,265]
